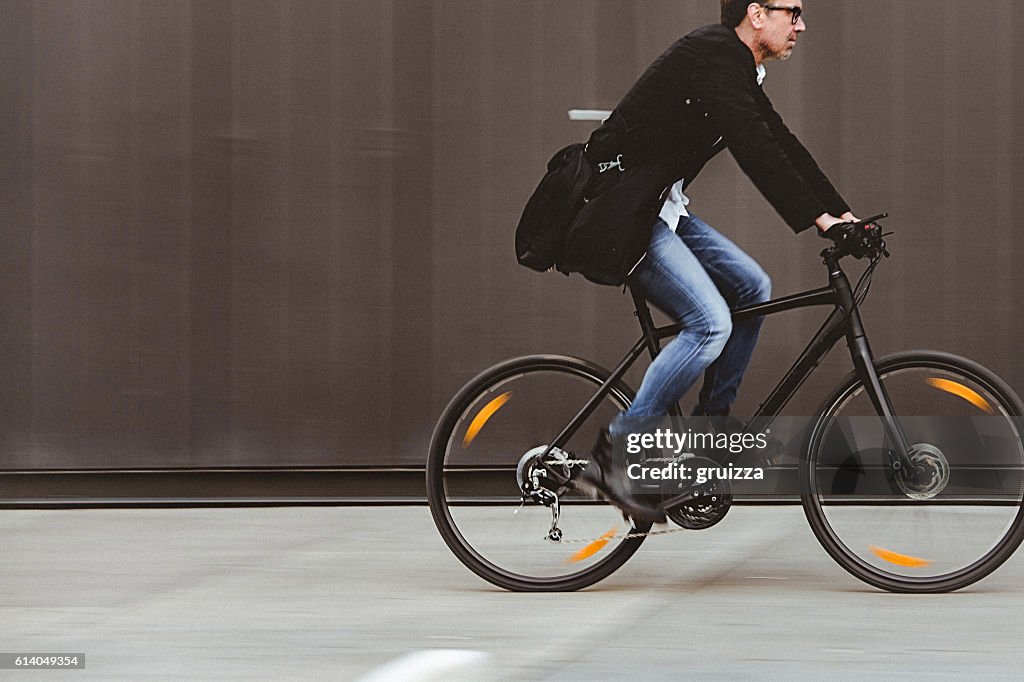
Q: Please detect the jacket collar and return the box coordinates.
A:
[686,23,759,74]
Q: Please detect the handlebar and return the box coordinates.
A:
[820,213,891,261]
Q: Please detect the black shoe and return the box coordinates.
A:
[574,429,667,525]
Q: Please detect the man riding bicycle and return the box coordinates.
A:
[568,0,861,523]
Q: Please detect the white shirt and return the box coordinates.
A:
[659,63,767,231]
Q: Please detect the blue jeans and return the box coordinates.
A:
[613,214,771,430]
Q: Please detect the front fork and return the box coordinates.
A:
[848,335,914,471]
[832,262,914,470]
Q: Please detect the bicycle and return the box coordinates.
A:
[426,216,1024,593]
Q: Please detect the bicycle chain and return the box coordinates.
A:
[558,525,689,544]
[538,457,692,544]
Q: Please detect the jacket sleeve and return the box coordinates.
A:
[756,88,850,218]
[693,55,841,233]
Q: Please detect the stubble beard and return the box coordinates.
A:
[755,37,795,63]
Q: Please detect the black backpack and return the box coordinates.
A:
[514,143,594,273]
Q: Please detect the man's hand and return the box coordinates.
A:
[815,212,863,234]
[815,213,848,234]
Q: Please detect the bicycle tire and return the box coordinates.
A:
[426,355,649,592]
[802,351,1024,593]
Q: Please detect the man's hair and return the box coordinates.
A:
[721,0,757,28]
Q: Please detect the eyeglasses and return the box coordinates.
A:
[761,4,803,25]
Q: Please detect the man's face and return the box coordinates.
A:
[755,2,806,62]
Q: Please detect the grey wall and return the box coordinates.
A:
[1,1,1021,468]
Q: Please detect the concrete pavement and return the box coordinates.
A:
[2,506,1023,680]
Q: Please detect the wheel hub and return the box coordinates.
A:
[516,446,573,501]
[895,443,950,500]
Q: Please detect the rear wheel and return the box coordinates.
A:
[802,351,1024,593]
[426,356,648,591]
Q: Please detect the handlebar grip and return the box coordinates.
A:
[820,213,888,243]
[819,213,890,260]
[820,222,856,242]
[860,213,888,225]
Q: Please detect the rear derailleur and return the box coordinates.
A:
[515,446,583,543]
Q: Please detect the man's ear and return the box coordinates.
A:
[746,2,766,29]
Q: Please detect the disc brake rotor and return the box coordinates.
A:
[894,443,950,500]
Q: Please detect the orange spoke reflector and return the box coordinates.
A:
[462,392,512,448]
[869,545,932,568]
[567,528,620,564]
[926,378,994,414]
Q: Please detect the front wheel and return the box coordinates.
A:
[426,355,648,591]
[802,351,1024,593]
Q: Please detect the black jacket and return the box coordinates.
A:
[560,23,850,286]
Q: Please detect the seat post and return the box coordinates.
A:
[629,285,662,361]
[629,285,685,419]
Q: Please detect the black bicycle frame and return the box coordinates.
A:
[541,251,914,480]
